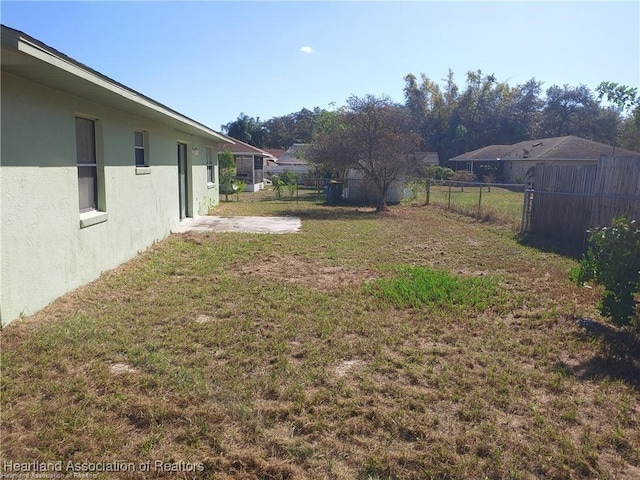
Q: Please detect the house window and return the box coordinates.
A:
[76,117,98,212]
[76,116,107,227]
[206,146,215,185]
[134,130,147,167]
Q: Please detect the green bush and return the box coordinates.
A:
[283,171,297,199]
[234,180,246,201]
[271,171,297,200]
[218,147,236,202]
[424,165,455,180]
[403,176,424,203]
[271,174,285,199]
[573,216,640,329]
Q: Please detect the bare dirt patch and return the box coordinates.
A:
[237,253,377,292]
[195,314,215,324]
[334,359,365,377]
[109,363,139,374]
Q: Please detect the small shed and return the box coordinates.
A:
[345,152,439,205]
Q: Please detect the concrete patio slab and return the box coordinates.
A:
[172,216,302,234]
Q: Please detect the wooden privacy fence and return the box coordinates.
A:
[523,156,640,248]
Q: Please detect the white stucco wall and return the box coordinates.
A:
[265,163,311,178]
[1,72,221,325]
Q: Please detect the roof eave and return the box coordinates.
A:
[1,25,232,144]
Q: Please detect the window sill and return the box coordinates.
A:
[79,210,108,228]
[135,166,151,175]
[207,182,216,189]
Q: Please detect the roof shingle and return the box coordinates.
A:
[450,136,640,162]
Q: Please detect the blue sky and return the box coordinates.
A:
[1,1,638,131]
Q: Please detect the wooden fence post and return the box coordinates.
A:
[520,188,530,234]
[477,185,483,216]
[447,181,452,210]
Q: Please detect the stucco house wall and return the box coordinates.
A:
[0,26,230,325]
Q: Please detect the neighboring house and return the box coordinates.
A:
[345,152,440,205]
[224,138,276,192]
[265,144,313,178]
[264,148,287,163]
[449,136,640,185]
[0,25,233,326]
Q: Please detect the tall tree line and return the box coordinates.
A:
[403,70,632,162]
[221,108,323,149]
[221,70,639,161]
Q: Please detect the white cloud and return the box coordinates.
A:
[300,46,314,54]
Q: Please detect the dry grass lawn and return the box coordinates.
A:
[1,189,638,479]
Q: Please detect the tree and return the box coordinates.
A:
[539,84,603,139]
[596,81,640,154]
[619,107,640,152]
[403,70,543,163]
[309,95,419,212]
[455,70,502,151]
[218,147,236,202]
[596,81,639,113]
[262,107,323,148]
[501,78,544,142]
[221,113,265,147]
[404,71,459,162]
[312,107,342,138]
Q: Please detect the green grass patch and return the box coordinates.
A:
[426,185,524,229]
[366,266,501,311]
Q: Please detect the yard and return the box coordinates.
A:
[1,189,638,479]
[404,181,526,231]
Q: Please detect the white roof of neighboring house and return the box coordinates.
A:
[277,144,310,165]
[1,24,232,145]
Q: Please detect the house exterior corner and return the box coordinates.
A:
[0,25,230,326]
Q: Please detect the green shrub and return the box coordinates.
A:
[573,216,640,329]
[234,180,246,201]
[218,147,236,202]
[282,171,297,199]
[271,171,297,200]
[271,174,285,199]
[424,165,455,180]
[282,170,297,185]
[403,176,424,203]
